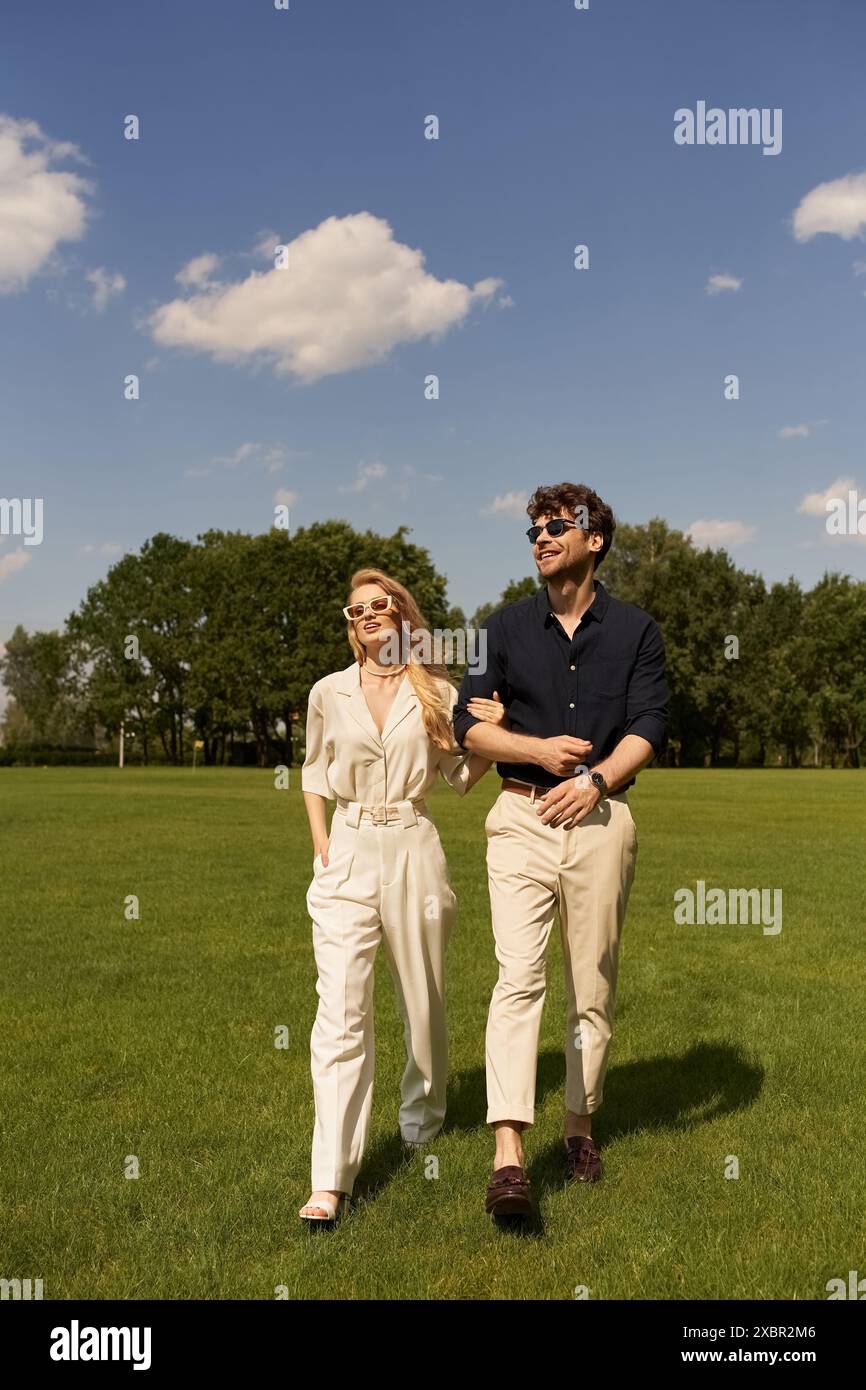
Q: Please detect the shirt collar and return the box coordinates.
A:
[538,580,609,628]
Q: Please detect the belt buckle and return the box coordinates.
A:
[371,803,387,824]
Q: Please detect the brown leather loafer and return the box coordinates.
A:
[485,1164,533,1216]
[565,1135,603,1183]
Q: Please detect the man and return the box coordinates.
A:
[452,482,669,1217]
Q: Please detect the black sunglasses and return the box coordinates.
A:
[526,518,581,544]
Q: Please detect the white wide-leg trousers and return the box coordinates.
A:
[305,800,457,1195]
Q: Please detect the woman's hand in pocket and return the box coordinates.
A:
[467,689,510,730]
[313,840,330,870]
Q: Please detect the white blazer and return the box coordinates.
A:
[301,662,471,805]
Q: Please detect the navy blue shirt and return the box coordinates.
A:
[452,580,669,789]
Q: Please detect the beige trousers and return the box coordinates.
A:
[484,787,638,1125]
[305,800,456,1195]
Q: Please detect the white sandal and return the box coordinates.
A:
[299,1193,346,1224]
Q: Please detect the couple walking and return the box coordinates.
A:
[299,482,669,1222]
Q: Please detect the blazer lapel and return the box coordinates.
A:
[381,675,419,741]
[335,663,419,744]
[336,663,382,745]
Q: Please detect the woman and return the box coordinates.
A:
[299,568,506,1222]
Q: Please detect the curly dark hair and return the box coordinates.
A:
[526,482,615,569]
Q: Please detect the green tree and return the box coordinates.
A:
[601,517,694,618]
[185,530,261,764]
[0,626,88,746]
[737,578,808,765]
[470,575,541,630]
[800,573,866,767]
[68,533,197,765]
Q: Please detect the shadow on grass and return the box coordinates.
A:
[530,1040,765,1202]
[445,1040,763,1138]
[345,1041,763,1221]
[350,1132,415,1205]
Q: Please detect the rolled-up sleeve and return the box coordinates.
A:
[623,618,669,757]
[437,683,472,795]
[300,684,332,797]
[437,748,472,796]
[452,614,509,749]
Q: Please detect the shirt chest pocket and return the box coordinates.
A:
[589,658,633,700]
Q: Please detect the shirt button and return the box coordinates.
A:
[570,665,575,671]
[569,702,575,709]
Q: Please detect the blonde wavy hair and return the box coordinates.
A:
[346,568,456,751]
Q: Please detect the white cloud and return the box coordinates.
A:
[274,487,297,506]
[339,460,387,494]
[251,230,281,262]
[792,171,866,242]
[498,294,515,309]
[798,479,866,544]
[86,266,126,312]
[482,491,528,519]
[82,541,122,555]
[212,442,260,468]
[706,273,742,295]
[686,519,756,548]
[145,212,503,383]
[262,447,285,473]
[208,441,307,474]
[0,115,93,293]
[797,478,856,516]
[176,252,221,288]
[778,423,810,439]
[266,446,310,472]
[0,548,31,580]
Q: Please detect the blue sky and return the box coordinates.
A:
[2,0,865,667]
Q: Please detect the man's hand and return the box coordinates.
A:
[535,778,599,829]
[537,735,593,776]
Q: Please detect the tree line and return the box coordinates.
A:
[1,518,864,768]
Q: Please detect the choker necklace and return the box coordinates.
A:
[362,663,406,679]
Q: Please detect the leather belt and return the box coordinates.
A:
[500,777,550,804]
[501,777,626,806]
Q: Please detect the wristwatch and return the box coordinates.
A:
[588,770,608,798]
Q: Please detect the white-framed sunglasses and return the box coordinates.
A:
[342,594,395,621]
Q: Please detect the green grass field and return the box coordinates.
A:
[1,767,863,1300]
